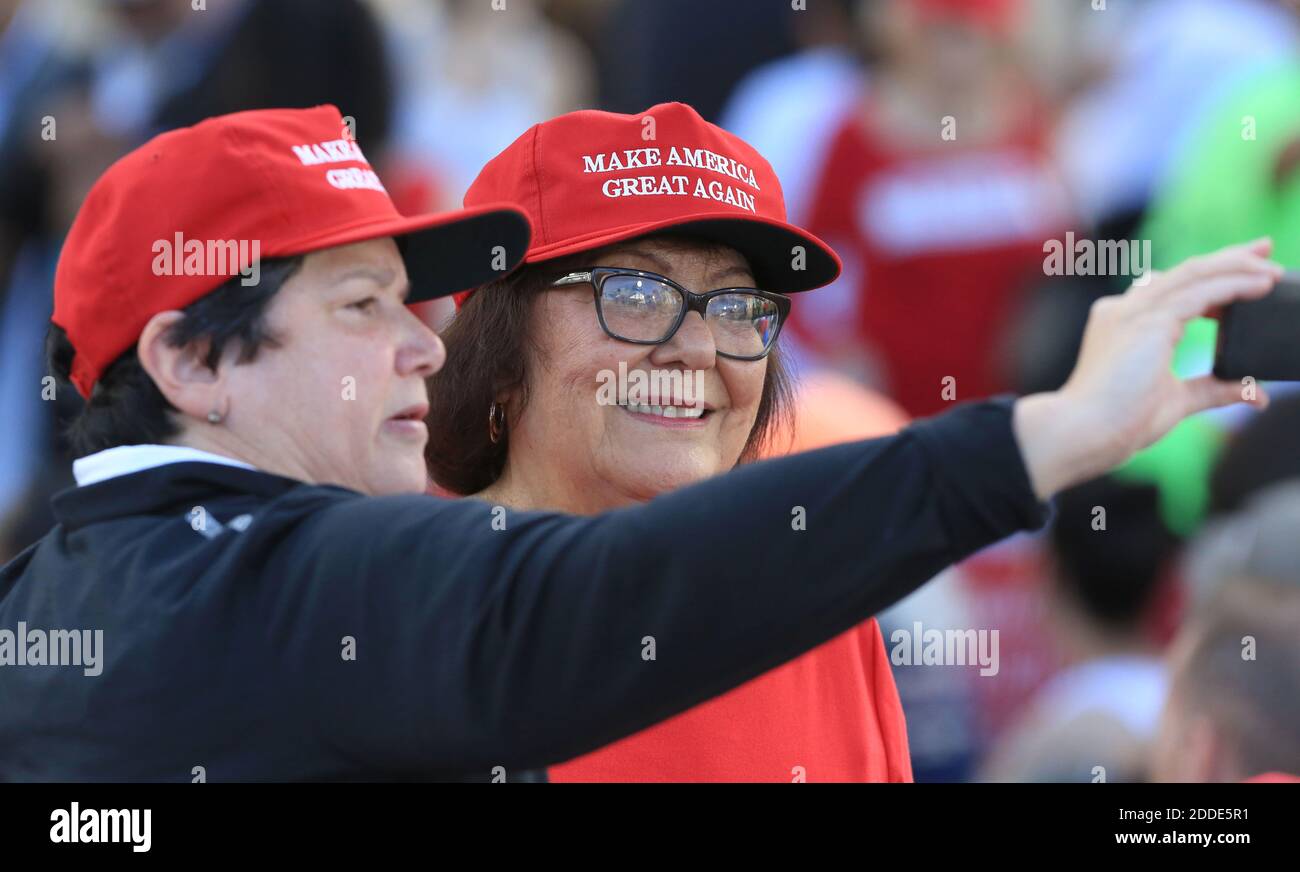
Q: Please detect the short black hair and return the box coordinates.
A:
[47,256,304,457]
[1049,475,1181,631]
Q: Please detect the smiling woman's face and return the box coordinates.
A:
[502,238,770,507]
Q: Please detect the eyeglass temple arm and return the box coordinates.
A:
[551,272,593,286]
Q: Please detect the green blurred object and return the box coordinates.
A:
[1113,414,1224,538]
[1125,59,1300,536]
[1143,60,1300,271]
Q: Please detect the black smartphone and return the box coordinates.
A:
[1213,271,1300,381]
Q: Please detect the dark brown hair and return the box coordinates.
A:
[425,241,793,496]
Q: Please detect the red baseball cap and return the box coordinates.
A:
[455,101,841,307]
[53,104,531,399]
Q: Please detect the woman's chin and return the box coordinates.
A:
[604,459,721,501]
[363,457,431,497]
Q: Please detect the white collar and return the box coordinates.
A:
[72,444,257,487]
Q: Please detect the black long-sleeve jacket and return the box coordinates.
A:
[0,397,1050,781]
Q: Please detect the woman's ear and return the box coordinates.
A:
[136,310,224,422]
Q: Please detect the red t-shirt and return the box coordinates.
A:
[789,101,1073,418]
[549,619,912,782]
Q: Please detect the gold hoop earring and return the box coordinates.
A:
[488,401,505,444]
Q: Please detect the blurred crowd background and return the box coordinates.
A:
[1,0,1298,782]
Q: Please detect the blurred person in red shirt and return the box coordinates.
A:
[784,0,1074,417]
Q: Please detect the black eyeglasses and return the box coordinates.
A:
[551,267,791,361]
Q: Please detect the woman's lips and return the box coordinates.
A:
[385,403,430,440]
[619,402,712,429]
[384,418,428,439]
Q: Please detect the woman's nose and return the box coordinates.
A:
[398,312,446,377]
[650,310,716,371]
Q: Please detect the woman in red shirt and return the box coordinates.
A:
[424,102,915,781]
